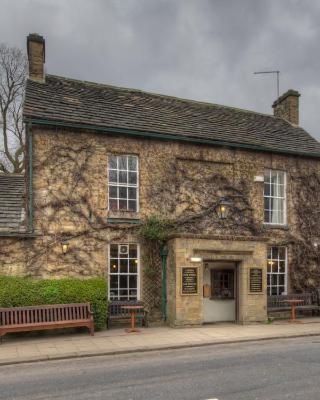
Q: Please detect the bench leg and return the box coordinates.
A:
[89,323,94,336]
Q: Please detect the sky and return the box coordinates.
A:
[1,0,320,140]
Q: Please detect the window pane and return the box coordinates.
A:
[119,187,127,199]
[128,187,137,200]
[264,197,270,210]
[129,259,138,273]
[109,185,117,198]
[128,200,137,211]
[129,245,137,258]
[279,247,286,260]
[264,183,270,196]
[264,210,270,223]
[109,170,117,183]
[110,259,118,273]
[264,171,271,183]
[119,199,127,210]
[270,209,279,224]
[129,172,137,185]
[271,171,278,184]
[128,156,137,171]
[278,184,285,197]
[110,244,118,258]
[108,155,117,169]
[278,172,285,185]
[118,156,127,170]
[120,275,128,288]
[110,275,118,289]
[120,259,128,273]
[109,199,118,210]
[129,275,137,288]
[119,171,127,184]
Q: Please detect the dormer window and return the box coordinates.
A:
[108,155,139,212]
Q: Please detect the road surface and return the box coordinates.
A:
[1,336,320,399]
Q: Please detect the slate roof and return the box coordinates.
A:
[0,174,25,232]
[23,74,320,157]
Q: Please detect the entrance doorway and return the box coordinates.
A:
[203,261,237,323]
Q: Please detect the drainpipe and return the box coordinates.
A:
[160,245,169,321]
[27,124,33,232]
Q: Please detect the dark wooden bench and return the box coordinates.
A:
[0,303,94,342]
[268,293,320,315]
[107,300,148,329]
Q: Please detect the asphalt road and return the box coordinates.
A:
[1,336,320,400]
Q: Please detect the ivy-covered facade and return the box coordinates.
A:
[0,33,319,325]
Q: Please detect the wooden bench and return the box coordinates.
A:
[268,293,320,315]
[0,303,94,342]
[107,300,148,329]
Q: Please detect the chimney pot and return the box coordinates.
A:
[272,89,300,125]
[27,33,45,82]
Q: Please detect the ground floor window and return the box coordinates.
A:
[267,246,287,295]
[211,270,235,299]
[109,243,139,300]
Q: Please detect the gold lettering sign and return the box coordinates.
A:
[182,267,198,295]
[250,268,263,293]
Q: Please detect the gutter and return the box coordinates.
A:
[23,118,320,160]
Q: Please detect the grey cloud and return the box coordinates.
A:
[0,0,319,139]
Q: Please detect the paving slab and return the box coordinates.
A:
[1,318,320,366]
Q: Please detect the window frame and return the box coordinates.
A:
[267,246,288,296]
[263,169,287,226]
[107,154,139,212]
[211,269,235,300]
[108,243,140,301]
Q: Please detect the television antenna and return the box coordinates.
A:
[253,70,280,98]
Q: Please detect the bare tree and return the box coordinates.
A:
[0,43,27,173]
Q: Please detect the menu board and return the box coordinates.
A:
[250,268,263,293]
[182,267,198,295]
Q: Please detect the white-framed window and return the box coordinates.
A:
[264,169,287,225]
[108,243,140,301]
[108,155,139,212]
[267,246,287,296]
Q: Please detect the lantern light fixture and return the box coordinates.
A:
[61,239,69,255]
[215,197,232,220]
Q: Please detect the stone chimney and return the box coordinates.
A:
[272,89,300,125]
[27,33,45,82]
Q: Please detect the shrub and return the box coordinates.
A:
[0,276,107,330]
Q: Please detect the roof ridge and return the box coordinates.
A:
[45,74,279,119]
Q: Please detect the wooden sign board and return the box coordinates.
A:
[181,267,198,295]
[250,268,263,293]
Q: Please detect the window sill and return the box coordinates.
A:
[107,217,141,225]
[263,224,289,231]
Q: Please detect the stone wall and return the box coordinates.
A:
[0,124,319,319]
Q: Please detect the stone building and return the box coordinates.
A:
[1,33,320,326]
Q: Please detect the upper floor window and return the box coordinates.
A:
[264,170,286,225]
[108,155,139,212]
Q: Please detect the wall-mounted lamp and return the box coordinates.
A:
[189,256,203,263]
[61,239,69,255]
[215,197,232,219]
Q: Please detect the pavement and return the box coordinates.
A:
[1,317,320,366]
